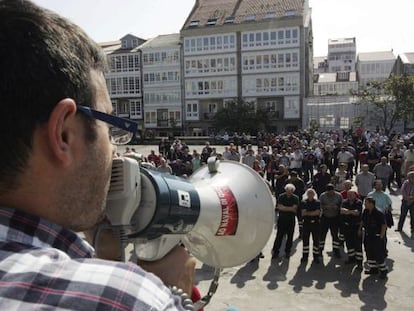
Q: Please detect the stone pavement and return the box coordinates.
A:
[194,189,414,311]
[123,145,414,311]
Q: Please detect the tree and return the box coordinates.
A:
[212,100,271,135]
[352,75,414,134]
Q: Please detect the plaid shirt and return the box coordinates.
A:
[0,206,185,310]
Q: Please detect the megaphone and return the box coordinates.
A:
[104,156,274,268]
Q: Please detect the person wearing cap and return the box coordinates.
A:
[359,197,388,279]
[340,189,363,268]
[272,184,299,259]
[319,184,343,259]
[396,171,414,235]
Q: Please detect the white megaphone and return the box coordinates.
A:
[104,156,274,268]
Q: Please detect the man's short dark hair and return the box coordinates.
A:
[0,0,106,191]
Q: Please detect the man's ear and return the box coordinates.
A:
[46,99,78,167]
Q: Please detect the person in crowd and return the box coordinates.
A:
[289,147,303,177]
[373,157,393,192]
[322,145,335,175]
[355,164,376,201]
[242,149,256,168]
[403,144,414,177]
[222,145,232,160]
[156,157,173,174]
[272,184,299,259]
[158,137,171,156]
[252,159,264,174]
[340,180,361,200]
[279,149,291,168]
[332,162,351,192]
[286,170,306,238]
[265,154,279,192]
[367,179,393,256]
[191,152,202,172]
[360,197,388,279]
[227,144,241,162]
[274,164,290,198]
[302,146,316,184]
[300,189,321,264]
[147,150,161,166]
[366,146,381,172]
[340,190,363,269]
[312,164,332,197]
[367,180,393,215]
[0,1,195,309]
[200,141,213,164]
[388,145,404,188]
[319,184,343,259]
[337,146,355,179]
[396,171,414,236]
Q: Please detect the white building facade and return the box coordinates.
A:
[327,37,356,73]
[103,34,146,133]
[140,34,183,137]
[357,51,396,86]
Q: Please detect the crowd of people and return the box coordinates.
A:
[126,129,414,280]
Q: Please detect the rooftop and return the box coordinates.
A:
[138,34,181,50]
[358,50,396,61]
[183,0,305,29]
[400,52,414,64]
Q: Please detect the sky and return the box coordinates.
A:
[32,0,414,57]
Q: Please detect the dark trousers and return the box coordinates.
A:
[342,223,363,262]
[303,166,314,184]
[302,220,320,258]
[397,200,414,232]
[320,216,340,252]
[391,165,402,188]
[364,235,387,272]
[273,218,295,255]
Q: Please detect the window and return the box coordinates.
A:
[340,117,349,129]
[207,18,217,26]
[189,20,199,27]
[224,16,235,24]
[186,102,199,118]
[208,103,217,113]
[130,99,142,118]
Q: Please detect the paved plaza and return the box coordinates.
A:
[123,145,414,311]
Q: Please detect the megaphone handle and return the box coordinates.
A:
[193,267,221,311]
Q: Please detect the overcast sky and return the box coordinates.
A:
[32,0,414,57]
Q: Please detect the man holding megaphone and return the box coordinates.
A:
[0,1,195,309]
[0,2,275,310]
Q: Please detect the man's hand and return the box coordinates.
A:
[139,245,196,296]
[85,227,196,295]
